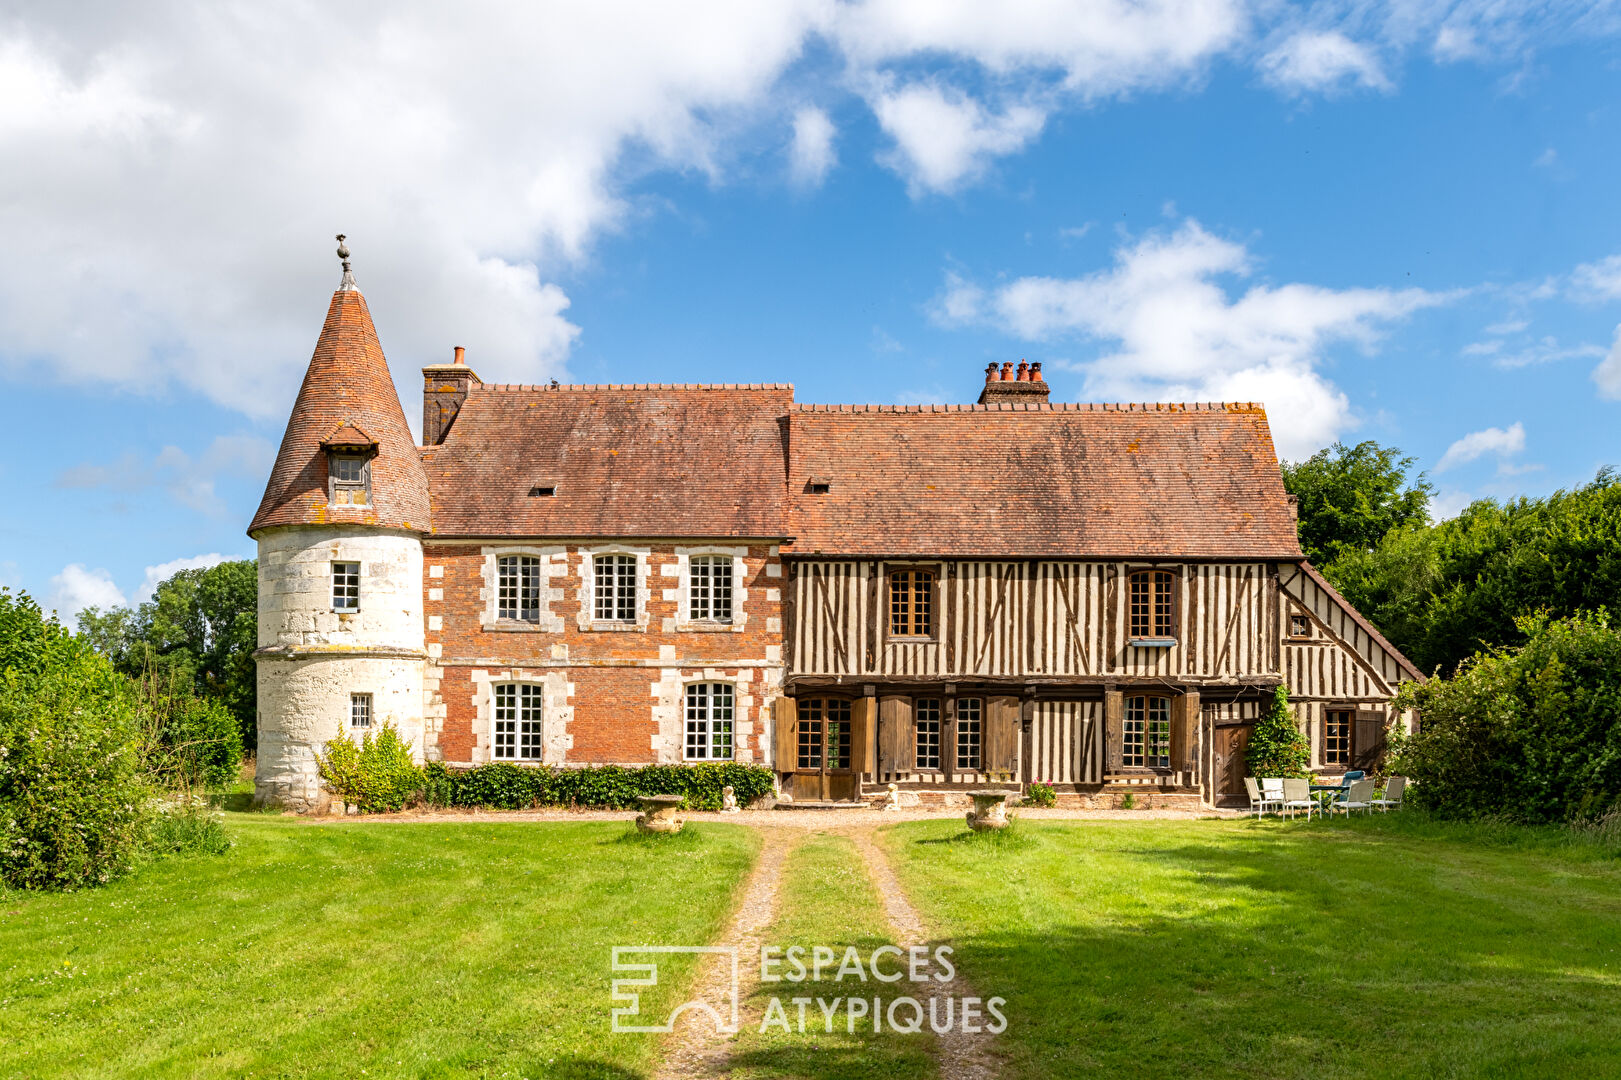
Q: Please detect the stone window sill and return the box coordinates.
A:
[482,621,549,633]
[676,621,742,633]
[582,621,646,633]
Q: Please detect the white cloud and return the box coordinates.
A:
[1571,254,1621,301]
[935,220,1441,458]
[1595,324,1621,401]
[1485,336,1603,369]
[47,564,126,623]
[1428,489,1475,521]
[56,434,274,514]
[1260,31,1391,94]
[134,552,230,604]
[788,106,837,188]
[871,81,1046,194]
[1436,422,1526,472]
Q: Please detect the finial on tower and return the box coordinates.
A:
[336,233,357,291]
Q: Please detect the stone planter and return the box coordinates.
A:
[965,789,1014,831]
[634,794,686,834]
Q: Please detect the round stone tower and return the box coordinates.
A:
[249,239,431,811]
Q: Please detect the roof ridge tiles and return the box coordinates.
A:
[475,381,795,393]
[792,401,1260,413]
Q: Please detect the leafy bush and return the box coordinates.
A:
[147,797,232,858]
[1246,685,1309,779]
[145,684,243,789]
[1024,782,1057,808]
[420,760,775,811]
[1392,610,1621,823]
[0,589,153,890]
[316,723,423,813]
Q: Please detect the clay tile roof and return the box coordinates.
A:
[322,422,375,448]
[424,383,793,538]
[249,289,431,535]
[786,402,1304,558]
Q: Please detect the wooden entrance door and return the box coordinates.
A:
[1212,723,1252,805]
[788,698,856,802]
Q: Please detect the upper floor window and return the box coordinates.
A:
[1129,570,1176,639]
[684,682,735,760]
[889,568,935,638]
[1324,709,1352,766]
[1123,695,1171,768]
[956,697,982,771]
[689,555,734,622]
[332,561,360,612]
[497,555,542,622]
[493,683,543,761]
[915,698,942,771]
[593,554,636,622]
[328,454,371,507]
[350,692,372,729]
[1289,613,1311,638]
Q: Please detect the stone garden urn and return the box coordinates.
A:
[634,793,686,834]
[965,789,1014,832]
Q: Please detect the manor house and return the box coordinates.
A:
[251,250,1421,811]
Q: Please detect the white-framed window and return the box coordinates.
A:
[332,561,360,611]
[688,555,734,623]
[350,692,372,729]
[594,554,636,622]
[493,683,544,761]
[497,554,541,622]
[329,454,371,506]
[684,682,734,760]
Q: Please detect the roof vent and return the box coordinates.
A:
[528,485,557,497]
[806,477,832,495]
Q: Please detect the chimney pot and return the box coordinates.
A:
[453,346,465,365]
[1000,361,1015,381]
[984,362,999,383]
[1030,361,1043,382]
[1016,360,1030,382]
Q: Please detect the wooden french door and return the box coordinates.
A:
[788,698,856,802]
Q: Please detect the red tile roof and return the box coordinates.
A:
[784,402,1304,558]
[249,289,431,534]
[423,384,793,538]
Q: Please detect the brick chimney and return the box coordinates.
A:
[977,359,1049,405]
[421,346,481,445]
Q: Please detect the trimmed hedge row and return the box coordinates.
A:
[420,760,776,812]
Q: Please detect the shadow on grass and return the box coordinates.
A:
[885,815,1621,1080]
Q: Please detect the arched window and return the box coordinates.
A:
[1123,695,1171,768]
[493,683,543,761]
[1128,570,1176,639]
[685,683,735,760]
[594,554,637,622]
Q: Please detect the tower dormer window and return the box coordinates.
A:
[329,454,371,506]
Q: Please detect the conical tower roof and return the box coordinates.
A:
[249,252,430,535]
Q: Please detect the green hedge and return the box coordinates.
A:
[421,760,775,812]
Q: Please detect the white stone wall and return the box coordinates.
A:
[255,526,425,810]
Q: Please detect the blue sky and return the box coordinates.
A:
[2,1,1620,620]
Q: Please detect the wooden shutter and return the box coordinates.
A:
[1172,690,1199,773]
[852,697,876,775]
[772,696,797,772]
[984,695,1020,776]
[1354,709,1387,770]
[878,696,913,775]
[1104,690,1124,772]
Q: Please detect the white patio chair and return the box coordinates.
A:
[1280,777,1317,821]
[1261,778,1285,817]
[1329,778,1375,818]
[1373,776,1406,812]
[1243,777,1279,818]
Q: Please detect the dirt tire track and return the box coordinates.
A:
[848,827,1004,1080]
[651,827,798,1080]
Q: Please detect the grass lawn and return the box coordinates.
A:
[882,814,1621,1080]
[726,833,937,1080]
[0,816,757,1080]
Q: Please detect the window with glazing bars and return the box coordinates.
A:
[497,555,542,622]
[796,701,823,770]
[332,561,360,612]
[1123,696,1171,768]
[493,683,544,760]
[825,700,852,770]
[684,683,734,760]
[329,454,370,506]
[889,569,934,637]
[956,697,982,770]
[593,554,636,622]
[1324,710,1352,766]
[689,555,733,622]
[1128,570,1176,638]
[914,698,941,770]
[349,692,371,728]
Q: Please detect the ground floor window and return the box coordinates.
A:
[915,698,941,770]
[349,692,371,729]
[956,697,982,770]
[1124,696,1171,768]
[493,683,543,761]
[684,682,734,760]
[1324,709,1352,766]
[797,699,851,770]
